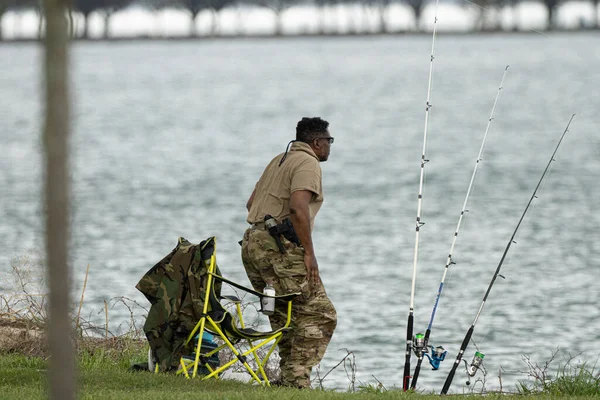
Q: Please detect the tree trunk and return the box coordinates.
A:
[318,5,326,35]
[68,7,74,38]
[347,5,358,34]
[209,9,219,37]
[547,6,554,30]
[235,5,244,36]
[0,5,6,41]
[38,8,44,39]
[544,0,559,30]
[272,8,283,36]
[42,1,73,400]
[103,12,112,39]
[361,3,369,33]
[378,4,388,33]
[83,11,91,39]
[475,8,484,31]
[189,11,198,37]
[412,6,421,32]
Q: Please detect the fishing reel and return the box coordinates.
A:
[412,333,447,370]
[412,333,428,357]
[463,351,485,385]
[424,345,447,370]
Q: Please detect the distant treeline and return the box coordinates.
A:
[0,0,599,39]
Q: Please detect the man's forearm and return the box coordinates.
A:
[290,204,314,256]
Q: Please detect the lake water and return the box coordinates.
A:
[1,32,599,393]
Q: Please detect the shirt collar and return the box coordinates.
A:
[290,141,319,161]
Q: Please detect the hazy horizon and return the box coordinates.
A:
[1,0,598,39]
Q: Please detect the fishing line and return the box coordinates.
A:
[402,0,440,391]
[472,157,574,393]
[409,66,510,389]
[473,156,555,335]
[440,114,576,395]
[459,131,564,390]
[469,152,558,375]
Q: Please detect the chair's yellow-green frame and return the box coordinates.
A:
[174,253,299,386]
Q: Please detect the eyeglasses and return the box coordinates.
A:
[315,137,334,145]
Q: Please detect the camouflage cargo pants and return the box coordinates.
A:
[241,227,337,388]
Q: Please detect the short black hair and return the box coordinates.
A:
[296,117,329,143]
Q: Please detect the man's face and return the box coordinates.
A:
[311,132,335,162]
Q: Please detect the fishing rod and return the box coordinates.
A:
[402,0,440,391]
[410,66,510,390]
[440,114,576,395]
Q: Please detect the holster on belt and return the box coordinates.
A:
[263,214,301,254]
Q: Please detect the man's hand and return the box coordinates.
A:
[304,252,320,284]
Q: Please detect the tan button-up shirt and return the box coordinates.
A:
[247,141,323,230]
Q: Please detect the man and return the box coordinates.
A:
[241,117,337,389]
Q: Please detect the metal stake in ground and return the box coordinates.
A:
[440,114,576,395]
[402,0,440,391]
[410,66,510,390]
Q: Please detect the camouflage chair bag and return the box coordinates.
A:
[136,236,222,371]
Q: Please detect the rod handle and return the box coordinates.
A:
[441,360,459,394]
[411,356,424,389]
[402,313,414,391]
[441,326,473,395]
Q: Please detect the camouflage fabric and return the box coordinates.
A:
[241,227,337,388]
[136,236,222,371]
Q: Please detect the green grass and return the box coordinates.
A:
[0,352,419,400]
[2,353,600,400]
[3,255,598,399]
[517,361,600,397]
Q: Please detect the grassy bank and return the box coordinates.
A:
[0,315,599,400]
[1,254,599,399]
[1,349,600,400]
